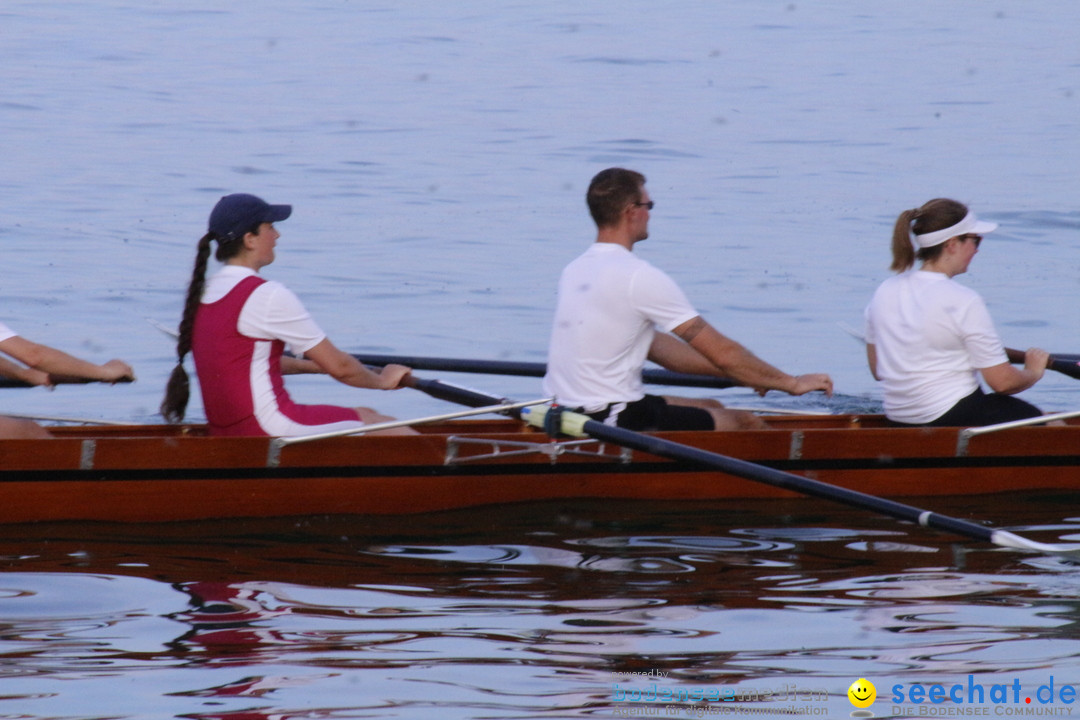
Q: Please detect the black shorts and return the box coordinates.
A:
[894,388,1043,428]
[587,394,715,432]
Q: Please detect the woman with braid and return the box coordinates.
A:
[864,198,1049,427]
[160,193,413,437]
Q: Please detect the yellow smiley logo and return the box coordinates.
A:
[848,678,876,708]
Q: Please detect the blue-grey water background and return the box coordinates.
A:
[2,2,1080,718]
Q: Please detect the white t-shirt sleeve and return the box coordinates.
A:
[238,281,327,355]
[629,263,699,333]
[863,303,876,345]
[0,322,17,344]
[956,294,1008,369]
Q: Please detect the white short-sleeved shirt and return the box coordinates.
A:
[202,266,326,356]
[864,270,1008,424]
[0,322,16,344]
[543,243,699,412]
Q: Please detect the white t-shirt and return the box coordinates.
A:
[864,270,1008,424]
[202,266,326,356]
[543,243,699,412]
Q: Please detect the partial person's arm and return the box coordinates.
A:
[980,347,1048,394]
[664,316,833,397]
[0,355,51,386]
[280,355,323,375]
[0,336,134,383]
[303,337,411,390]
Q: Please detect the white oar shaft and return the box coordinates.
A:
[275,397,551,446]
[6,413,131,426]
[961,409,1080,437]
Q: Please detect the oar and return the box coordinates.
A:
[146,319,737,390]
[517,404,1080,555]
[404,375,519,408]
[350,352,738,390]
[0,375,134,389]
[389,377,1080,553]
[839,322,1080,380]
[390,377,1080,553]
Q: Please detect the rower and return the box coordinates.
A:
[542,168,833,432]
[864,198,1049,427]
[160,193,415,438]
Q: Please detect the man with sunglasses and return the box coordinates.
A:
[542,167,833,432]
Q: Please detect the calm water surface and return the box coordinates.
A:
[3,497,1080,719]
[2,2,1080,718]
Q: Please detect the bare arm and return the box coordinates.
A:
[0,336,133,382]
[0,355,51,386]
[280,355,324,375]
[647,332,730,377]
[667,316,833,396]
[980,347,1048,394]
[302,337,411,390]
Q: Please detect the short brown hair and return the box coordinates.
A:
[586,168,646,228]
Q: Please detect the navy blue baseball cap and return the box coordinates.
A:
[208,193,292,241]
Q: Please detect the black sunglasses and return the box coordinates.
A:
[958,233,982,248]
[633,201,655,210]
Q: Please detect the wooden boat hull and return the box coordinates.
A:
[3,415,1079,523]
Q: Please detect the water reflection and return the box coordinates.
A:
[2,495,1080,717]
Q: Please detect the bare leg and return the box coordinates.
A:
[0,416,53,439]
[354,407,419,436]
[663,396,768,431]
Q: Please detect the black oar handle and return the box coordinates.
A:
[0,375,135,389]
[406,376,517,410]
[353,352,736,390]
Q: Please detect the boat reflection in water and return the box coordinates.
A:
[2,493,1080,718]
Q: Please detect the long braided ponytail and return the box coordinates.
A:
[159,233,214,423]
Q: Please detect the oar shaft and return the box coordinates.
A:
[576,415,994,543]
[355,352,736,390]
[519,405,1003,544]
[0,375,134,389]
[419,387,1073,553]
[406,376,519,410]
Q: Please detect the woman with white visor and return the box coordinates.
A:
[864,198,1049,426]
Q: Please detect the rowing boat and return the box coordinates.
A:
[3,413,1078,524]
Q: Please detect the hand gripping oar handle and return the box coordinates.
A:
[1005,348,1080,380]
[520,404,1080,556]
